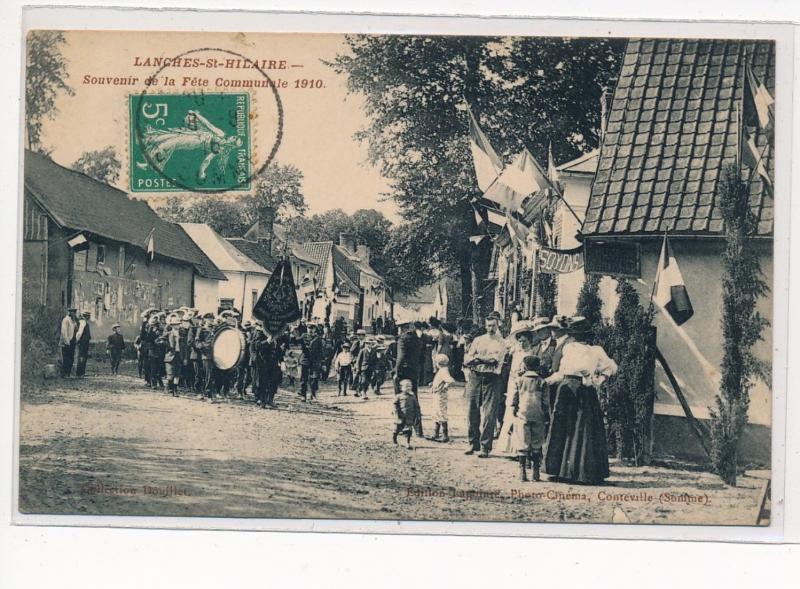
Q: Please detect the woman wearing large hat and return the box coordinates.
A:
[542,316,617,484]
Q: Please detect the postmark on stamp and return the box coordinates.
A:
[129,92,251,192]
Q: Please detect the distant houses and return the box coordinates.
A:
[180,223,271,321]
[21,150,226,338]
[393,279,460,325]
[21,150,395,337]
[297,234,391,329]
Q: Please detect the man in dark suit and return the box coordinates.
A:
[75,311,92,377]
[394,321,424,435]
[300,325,323,401]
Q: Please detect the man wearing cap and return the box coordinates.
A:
[463,313,507,457]
[177,312,193,391]
[372,336,391,395]
[354,337,377,400]
[106,324,125,375]
[299,325,323,401]
[58,308,78,377]
[164,315,182,396]
[75,311,92,378]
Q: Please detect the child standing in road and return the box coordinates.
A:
[333,342,354,396]
[393,379,420,449]
[106,324,125,375]
[512,355,546,482]
[429,353,454,443]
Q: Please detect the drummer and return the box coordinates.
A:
[210,310,238,399]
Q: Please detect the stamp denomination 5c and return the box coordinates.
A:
[129,92,251,192]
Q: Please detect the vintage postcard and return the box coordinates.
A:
[16,25,784,529]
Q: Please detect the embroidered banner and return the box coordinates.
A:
[537,245,584,274]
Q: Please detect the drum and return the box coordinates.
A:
[211,325,246,371]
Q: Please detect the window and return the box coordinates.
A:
[96,244,106,266]
[219,298,235,311]
[252,289,258,311]
[118,245,126,275]
[73,248,88,271]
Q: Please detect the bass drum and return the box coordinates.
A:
[211,325,247,371]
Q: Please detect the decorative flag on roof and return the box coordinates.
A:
[744,61,774,131]
[653,234,694,326]
[145,227,155,262]
[467,104,503,192]
[484,148,552,212]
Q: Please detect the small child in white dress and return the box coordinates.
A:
[429,353,455,443]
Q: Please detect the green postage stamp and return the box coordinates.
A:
[129,92,251,192]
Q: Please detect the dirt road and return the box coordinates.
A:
[18,364,768,524]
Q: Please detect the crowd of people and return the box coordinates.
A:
[57,305,618,486]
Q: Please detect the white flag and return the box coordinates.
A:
[484,148,552,212]
[145,227,155,261]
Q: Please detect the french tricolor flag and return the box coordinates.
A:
[654,235,694,326]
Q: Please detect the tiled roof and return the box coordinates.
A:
[331,245,364,291]
[24,150,226,280]
[181,224,269,275]
[583,39,774,237]
[297,241,333,285]
[226,238,280,273]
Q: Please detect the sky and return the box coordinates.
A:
[40,30,398,221]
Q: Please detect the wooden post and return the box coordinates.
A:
[655,346,711,459]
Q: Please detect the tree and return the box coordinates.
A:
[330,35,623,321]
[157,195,251,237]
[576,273,603,341]
[710,165,770,486]
[155,161,307,237]
[242,162,307,223]
[599,280,656,465]
[71,146,121,185]
[26,31,74,152]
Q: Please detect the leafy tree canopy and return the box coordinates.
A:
[156,161,307,237]
[26,31,74,152]
[71,146,121,186]
[329,35,624,277]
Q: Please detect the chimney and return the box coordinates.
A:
[339,233,356,253]
[355,244,370,265]
[257,206,275,255]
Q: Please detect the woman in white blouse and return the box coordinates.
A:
[542,316,618,484]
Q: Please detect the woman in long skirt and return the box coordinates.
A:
[543,316,617,485]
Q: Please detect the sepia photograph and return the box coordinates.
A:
[17,27,777,527]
